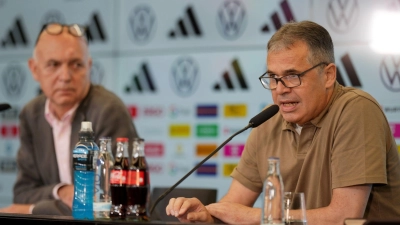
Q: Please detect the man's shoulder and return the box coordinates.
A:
[336,86,380,107]
[89,85,120,99]
[21,95,46,113]
[83,84,125,109]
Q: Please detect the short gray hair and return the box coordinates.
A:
[267,20,335,65]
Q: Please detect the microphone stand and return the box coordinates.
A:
[149,122,253,215]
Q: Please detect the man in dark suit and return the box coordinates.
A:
[0,23,138,215]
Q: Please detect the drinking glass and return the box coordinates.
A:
[284,192,307,225]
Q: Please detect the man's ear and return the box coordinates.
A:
[324,63,337,88]
[28,58,39,81]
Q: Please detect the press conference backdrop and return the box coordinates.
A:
[0,0,399,208]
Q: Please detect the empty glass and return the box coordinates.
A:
[284,192,307,225]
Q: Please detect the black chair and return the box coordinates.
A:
[149,187,217,222]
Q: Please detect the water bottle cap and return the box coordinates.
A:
[99,136,111,141]
[81,121,93,131]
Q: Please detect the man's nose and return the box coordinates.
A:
[274,80,290,93]
[58,65,72,81]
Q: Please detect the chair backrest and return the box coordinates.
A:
[149,187,218,222]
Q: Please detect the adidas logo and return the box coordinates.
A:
[1,17,29,48]
[168,6,202,38]
[213,59,248,91]
[261,0,295,32]
[125,62,156,93]
[85,12,107,43]
[337,53,361,87]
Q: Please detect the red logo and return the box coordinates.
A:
[143,107,163,117]
[1,125,19,138]
[149,163,163,173]
[145,143,164,157]
[127,105,138,118]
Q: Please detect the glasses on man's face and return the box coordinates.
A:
[35,23,86,45]
[258,62,328,90]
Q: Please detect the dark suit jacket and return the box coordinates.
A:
[13,84,138,215]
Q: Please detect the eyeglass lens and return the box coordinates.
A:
[262,75,300,89]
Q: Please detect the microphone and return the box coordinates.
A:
[149,104,280,215]
[249,104,279,128]
[0,103,11,112]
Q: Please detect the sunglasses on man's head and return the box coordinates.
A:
[35,23,87,45]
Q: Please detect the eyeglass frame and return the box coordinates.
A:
[34,23,87,46]
[258,62,329,90]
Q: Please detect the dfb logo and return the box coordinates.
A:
[128,4,156,45]
[1,63,26,100]
[40,9,66,27]
[216,0,247,40]
[170,56,200,97]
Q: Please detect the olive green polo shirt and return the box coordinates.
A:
[232,82,400,219]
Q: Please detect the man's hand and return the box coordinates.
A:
[57,184,74,208]
[166,197,214,223]
[207,202,261,225]
[0,204,32,214]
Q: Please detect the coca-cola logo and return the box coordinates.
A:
[110,170,127,184]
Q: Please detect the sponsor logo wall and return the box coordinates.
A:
[0,0,399,208]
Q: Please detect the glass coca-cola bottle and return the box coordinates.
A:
[126,138,150,221]
[109,137,129,220]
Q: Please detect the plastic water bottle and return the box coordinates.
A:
[261,157,284,225]
[72,121,99,220]
[93,137,114,219]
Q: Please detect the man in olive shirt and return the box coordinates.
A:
[165,20,400,225]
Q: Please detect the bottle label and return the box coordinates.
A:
[110,170,127,185]
[93,202,112,212]
[126,170,145,186]
[72,146,97,171]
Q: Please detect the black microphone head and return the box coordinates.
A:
[0,103,11,112]
[249,104,279,128]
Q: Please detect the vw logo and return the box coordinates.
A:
[326,0,359,33]
[128,4,156,45]
[1,62,26,100]
[170,56,200,97]
[380,56,400,92]
[216,0,247,40]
